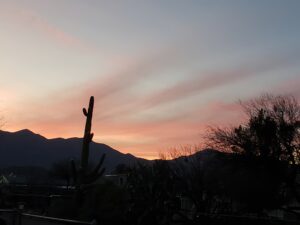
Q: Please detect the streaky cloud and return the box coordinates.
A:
[87,51,300,122]
[1,2,90,50]
[141,51,300,109]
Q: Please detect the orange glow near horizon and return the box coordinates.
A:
[3,120,209,160]
[2,83,299,159]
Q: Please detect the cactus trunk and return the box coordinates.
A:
[71,96,106,198]
[81,96,94,178]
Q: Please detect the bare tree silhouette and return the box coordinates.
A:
[207,94,300,203]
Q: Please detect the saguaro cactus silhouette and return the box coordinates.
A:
[71,96,106,190]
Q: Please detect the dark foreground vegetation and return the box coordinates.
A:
[0,94,299,225]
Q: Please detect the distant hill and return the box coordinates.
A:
[0,129,147,172]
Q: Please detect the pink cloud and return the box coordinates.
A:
[1,3,90,50]
[74,51,300,124]
[140,53,300,110]
[271,77,300,99]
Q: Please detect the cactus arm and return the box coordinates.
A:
[82,108,88,116]
[82,154,106,184]
[92,154,106,175]
[83,168,106,184]
[89,133,94,142]
[98,168,105,177]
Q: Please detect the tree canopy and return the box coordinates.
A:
[207,94,300,165]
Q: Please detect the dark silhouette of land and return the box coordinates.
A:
[0,129,146,172]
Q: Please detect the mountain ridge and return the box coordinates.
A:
[0,129,147,172]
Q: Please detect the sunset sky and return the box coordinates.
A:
[1,1,300,159]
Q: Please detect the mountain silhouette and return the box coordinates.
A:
[0,129,147,172]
